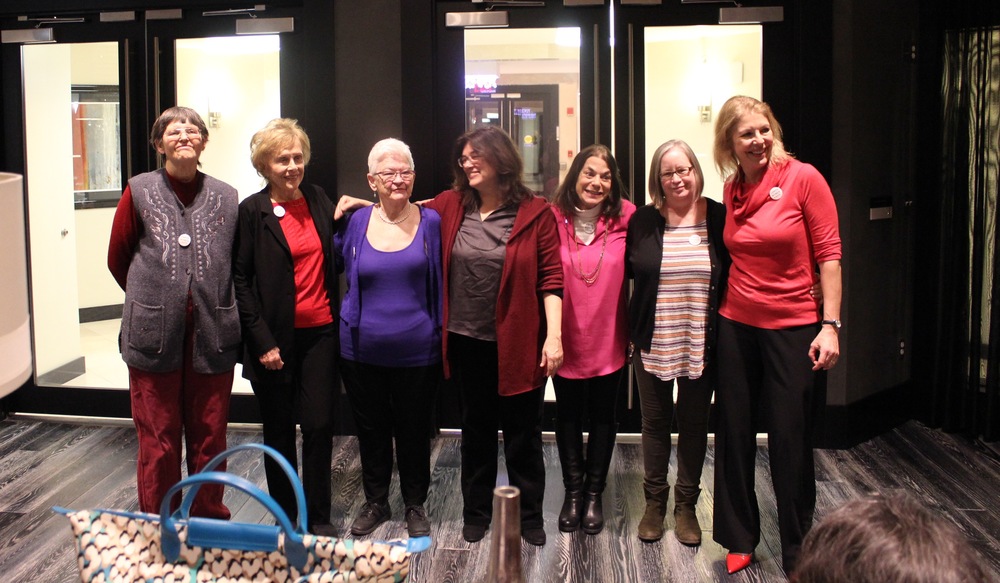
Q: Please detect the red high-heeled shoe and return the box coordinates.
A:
[726,552,753,574]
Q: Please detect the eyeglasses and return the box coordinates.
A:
[165,127,202,140]
[375,169,415,182]
[659,166,693,181]
[457,154,482,168]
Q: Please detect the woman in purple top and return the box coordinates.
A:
[335,138,443,538]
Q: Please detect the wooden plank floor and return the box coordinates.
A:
[0,417,998,582]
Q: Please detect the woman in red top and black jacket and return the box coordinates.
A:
[233,118,339,536]
[423,126,563,547]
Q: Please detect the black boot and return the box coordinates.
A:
[555,421,585,532]
[581,422,617,535]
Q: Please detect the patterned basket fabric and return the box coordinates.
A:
[61,508,419,583]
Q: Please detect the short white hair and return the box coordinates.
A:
[367,138,414,173]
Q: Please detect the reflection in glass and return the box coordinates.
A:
[72,85,122,205]
[464,28,580,199]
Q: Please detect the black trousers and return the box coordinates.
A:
[633,352,714,503]
[552,368,621,490]
[712,316,819,572]
[449,333,546,529]
[552,369,620,428]
[340,358,440,507]
[250,323,337,528]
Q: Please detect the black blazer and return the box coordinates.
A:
[233,183,339,382]
[626,197,730,360]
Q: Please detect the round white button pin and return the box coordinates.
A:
[178,233,192,247]
[769,187,783,200]
[274,205,286,218]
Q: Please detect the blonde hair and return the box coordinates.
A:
[713,95,792,181]
[249,118,312,177]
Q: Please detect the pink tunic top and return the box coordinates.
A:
[553,201,636,379]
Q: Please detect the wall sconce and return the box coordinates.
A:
[698,105,712,123]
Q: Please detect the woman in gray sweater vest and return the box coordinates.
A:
[108,106,240,519]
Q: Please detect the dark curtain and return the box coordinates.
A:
[925,26,1000,441]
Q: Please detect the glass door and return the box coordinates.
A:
[433,2,612,430]
[10,10,284,399]
[466,84,559,197]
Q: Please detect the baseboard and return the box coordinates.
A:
[79,304,123,323]
[35,357,87,386]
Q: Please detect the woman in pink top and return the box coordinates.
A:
[550,145,635,535]
[710,96,842,575]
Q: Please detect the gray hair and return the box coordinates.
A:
[367,138,414,173]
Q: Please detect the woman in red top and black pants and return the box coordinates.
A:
[233,119,340,536]
[711,96,842,575]
[424,126,563,547]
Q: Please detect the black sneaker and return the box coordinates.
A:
[351,501,390,536]
[404,505,431,537]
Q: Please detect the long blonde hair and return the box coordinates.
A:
[712,95,793,181]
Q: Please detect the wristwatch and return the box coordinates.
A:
[821,319,842,331]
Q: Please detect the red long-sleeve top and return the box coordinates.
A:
[720,159,841,329]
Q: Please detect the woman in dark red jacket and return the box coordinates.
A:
[424,126,563,547]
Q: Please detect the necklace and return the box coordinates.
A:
[376,203,410,225]
[565,217,608,286]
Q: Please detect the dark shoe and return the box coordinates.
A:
[581,491,604,535]
[463,523,487,543]
[309,523,338,537]
[637,500,666,542]
[405,505,431,537]
[558,490,584,532]
[522,526,546,546]
[726,552,753,574]
[350,501,390,536]
[673,504,702,546]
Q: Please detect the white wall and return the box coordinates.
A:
[76,208,124,309]
[176,36,282,200]
[23,44,84,376]
[643,26,762,205]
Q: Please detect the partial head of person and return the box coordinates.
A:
[366,138,416,201]
[712,95,791,181]
[452,125,529,209]
[552,144,628,219]
[151,106,209,170]
[250,118,311,192]
[792,494,993,583]
[647,139,705,209]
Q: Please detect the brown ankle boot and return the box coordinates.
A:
[637,497,667,542]
[673,503,702,546]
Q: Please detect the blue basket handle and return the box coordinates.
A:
[160,471,308,570]
[190,443,308,533]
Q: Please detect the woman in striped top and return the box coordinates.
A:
[626,139,729,545]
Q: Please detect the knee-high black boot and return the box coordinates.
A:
[581,422,618,535]
[555,421,586,532]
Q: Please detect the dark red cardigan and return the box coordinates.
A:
[426,189,563,396]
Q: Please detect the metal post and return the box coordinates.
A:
[486,485,523,583]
